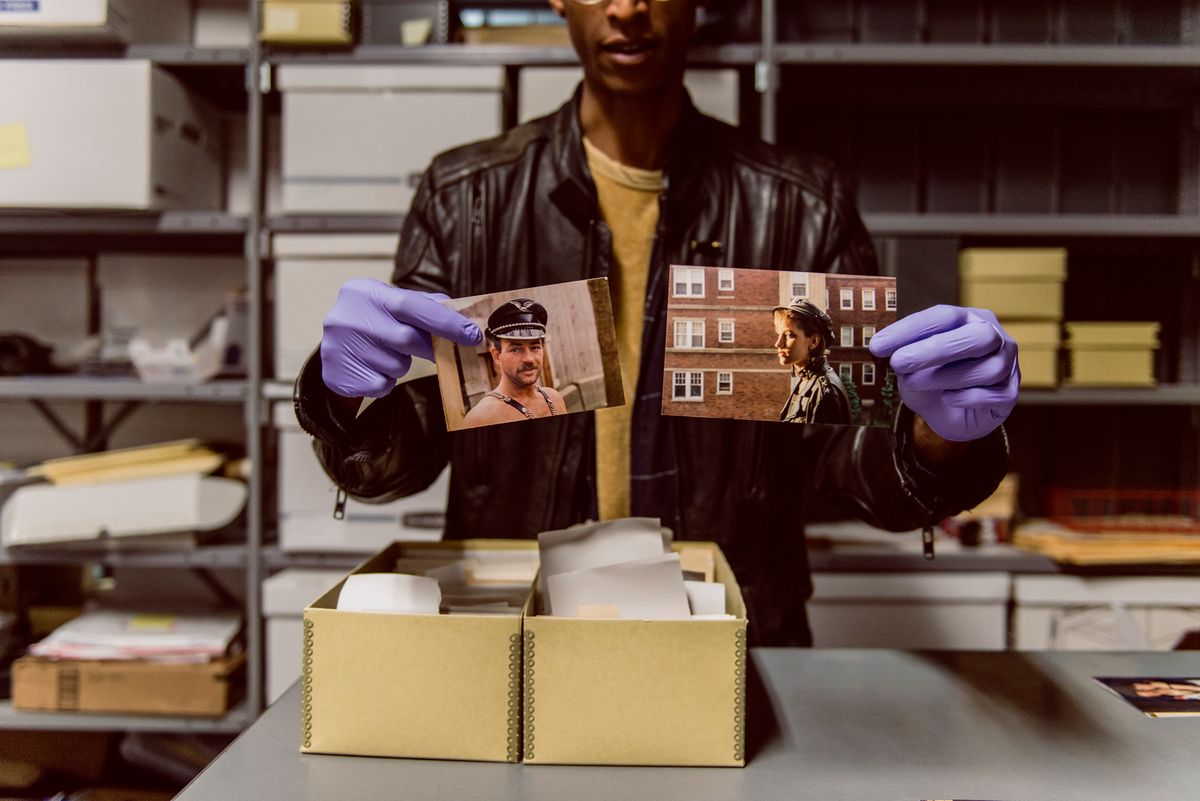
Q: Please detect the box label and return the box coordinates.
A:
[0,1,40,11]
[0,123,31,171]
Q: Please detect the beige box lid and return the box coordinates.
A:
[1002,321,1061,347]
[1065,321,1160,349]
[959,248,1068,281]
[523,542,748,767]
[302,539,536,762]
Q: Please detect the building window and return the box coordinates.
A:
[672,371,704,401]
[862,363,876,385]
[862,288,875,311]
[885,288,897,311]
[825,288,830,309]
[839,364,853,383]
[791,280,807,298]
[840,288,854,310]
[718,269,734,292]
[673,319,705,349]
[840,325,854,347]
[862,325,876,348]
[717,371,733,394]
[672,267,705,298]
[718,319,735,343]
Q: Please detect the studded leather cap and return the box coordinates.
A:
[772,296,836,344]
[486,297,548,340]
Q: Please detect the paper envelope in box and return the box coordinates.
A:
[301,539,536,762]
[523,542,748,767]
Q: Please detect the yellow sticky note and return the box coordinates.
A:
[129,614,176,631]
[0,123,32,171]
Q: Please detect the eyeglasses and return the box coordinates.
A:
[571,0,670,5]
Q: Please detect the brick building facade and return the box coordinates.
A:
[663,266,897,423]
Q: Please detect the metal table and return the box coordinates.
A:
[177,649,1199,801]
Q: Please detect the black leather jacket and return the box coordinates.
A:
[294,91,1009,646]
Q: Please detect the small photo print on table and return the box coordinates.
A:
[432,278,624,432]
[1094,676,1200,717]
[662,265,897,427]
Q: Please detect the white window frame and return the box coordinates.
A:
[718,319,735,343]
[840,287,854,310]
[839,363,853,383]
[885,288,897,311]
[673,319,705,349]
[671,370,704,401]
[717,268,735,292]
[862,363,876,385]
[862,288,876,311]
[716,371,733,395]
[840,325,854,347]
[672,267,705,298]
[791,280,808,298]
[862,325,876,348]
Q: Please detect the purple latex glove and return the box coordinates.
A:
[868,304,1019,442]
[320,278,482,399]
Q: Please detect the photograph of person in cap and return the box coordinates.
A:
[772,298,852,425]
[460,297,567,429]
[430,278,624,432]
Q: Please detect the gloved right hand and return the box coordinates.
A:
[320,278,483,399]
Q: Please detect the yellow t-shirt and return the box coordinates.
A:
[583,137,662,521]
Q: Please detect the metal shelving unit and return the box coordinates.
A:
[0,377,249,402]
[0,700,253,734]
[0,543,250,568]
[266,43,761,67]
[773,43,1200,67]
[1018,386,1200,406]
[862,213,1200,239]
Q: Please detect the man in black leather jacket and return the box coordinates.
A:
[294,0,1015,646]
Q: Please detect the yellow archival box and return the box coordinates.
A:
[301,539,535,762]
[523,542,748,767]
[959,248,1067,320]
[260,1,353,45]
[1003,321,1061,388]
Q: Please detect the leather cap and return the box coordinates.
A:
[486,297,548,340]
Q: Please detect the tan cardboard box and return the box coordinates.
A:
[301,540,536,762]
[523,542,748,767]
[1003,321,1061,388]
[1065,321,1160,386]
[959,248,1067,320]
[12,653,244,717]
[261,1,353,44]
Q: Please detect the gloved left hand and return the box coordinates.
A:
[868,305,1019,442]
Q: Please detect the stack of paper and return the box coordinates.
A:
[26,439,226,486]
[1013,518,1200,565]
[537,518,728,620]
[337,549,540,616]
[28,609,242,663]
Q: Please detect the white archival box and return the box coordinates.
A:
[0,473,247,547]
[272,233,400,380]
[1013,575,1200,651]
[808,571,1011,650]
[278,65,504,213]
[0,0,190,44]
[518,67,740,126]
[262,568,346,703]
[0,60,221,210]
[273,402,448,552]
